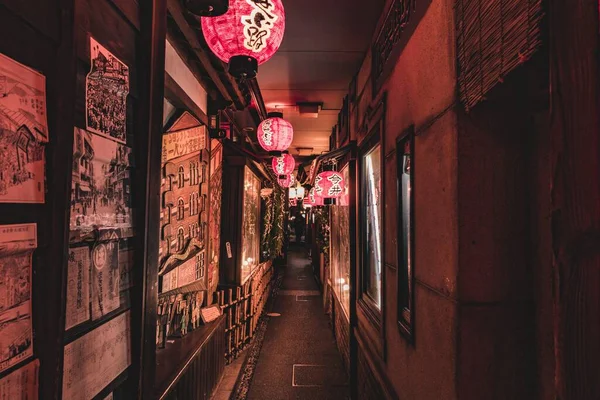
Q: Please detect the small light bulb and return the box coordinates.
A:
[343,284,350,292]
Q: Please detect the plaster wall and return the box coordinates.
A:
[355,0,460,398]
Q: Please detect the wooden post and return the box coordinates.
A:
[549,0,600,398]
[137,0,167,397]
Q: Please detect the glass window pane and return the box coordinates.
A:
[331,165,351,317]
[399,151,412,319]
[363,144,382,309]
[241,167,260,283]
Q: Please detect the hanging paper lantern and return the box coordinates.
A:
[272,153,295,178]
[315,171,345,200]
[277,173,295,188]
[289,187,297,198]
[306,188,324,207]
[257,117,293,154]
[201,0,286,78]
[295,185,305,200]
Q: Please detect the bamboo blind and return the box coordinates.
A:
[456,0,544,111]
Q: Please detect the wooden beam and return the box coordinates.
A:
[549,0,600,398]
[166,0,246,109]
[164,72,209,125]
[136,0,167,398]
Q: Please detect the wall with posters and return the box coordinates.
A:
[0,0,166,398]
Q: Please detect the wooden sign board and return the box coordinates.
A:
[200,305,221,324]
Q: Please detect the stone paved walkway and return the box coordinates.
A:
[245,246,350,400]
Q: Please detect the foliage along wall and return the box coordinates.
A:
[260,186,285,261]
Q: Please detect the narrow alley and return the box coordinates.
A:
[0,0,598,399]
[243,246,349,400]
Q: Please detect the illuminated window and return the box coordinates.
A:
[361,140,382,311]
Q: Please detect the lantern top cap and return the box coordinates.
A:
[267,111,284,118]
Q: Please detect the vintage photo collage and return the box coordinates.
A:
[0,48,48,397]
[62,37,134,400]
[0,36,133,398]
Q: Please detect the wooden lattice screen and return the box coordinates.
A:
[456,0,544,111]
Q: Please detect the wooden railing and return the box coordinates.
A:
[156,315,226,400]
[216,260,274,363]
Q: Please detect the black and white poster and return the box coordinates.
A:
[0,52,48,203]
[86,37,129,144]
[65,246,91,330]
[91,240,120,320]
[0,224,36,374]
[70,128,132,234]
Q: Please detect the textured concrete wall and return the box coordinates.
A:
[355,0,460,398]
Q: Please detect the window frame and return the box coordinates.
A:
[396,126,415,344]
[358,125,385,331]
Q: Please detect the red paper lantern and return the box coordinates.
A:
[272,153,295,178]
[201,0,286,78]
[277,173,295,188]
[315,171,345,199]
[257,117,293,154]
[307,187,324,206]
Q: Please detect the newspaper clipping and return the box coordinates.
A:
[63,311,131,400]
[86,37,129,144]
[0,52,48,203]
[0,359,39,399]
[91,240,120,320]
[65,246,91,330]
[0,223,36,374]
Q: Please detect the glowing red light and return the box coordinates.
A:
[257,117,293,153]
[201,0,286,65]
[272,153,295,176]
[315,171,345,199]
[277,173,295,188]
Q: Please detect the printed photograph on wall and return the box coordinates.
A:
[86,37,129,144]
[70,128,132,234]
[0,52,48,204]
[91,240,120,320]
[65,246,91,330]
[0,224,36,373]
[0,359,39,399]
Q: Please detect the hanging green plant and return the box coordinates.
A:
[261,186,285,260]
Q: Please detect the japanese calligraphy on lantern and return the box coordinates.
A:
[65,246,91,330]
[0,52,48,203]
[162,126,207,164]
[0,359,39,400]
[62,311,131,400]
[0,223,35,374]
[86,37,129,144]
[242,0,279,52]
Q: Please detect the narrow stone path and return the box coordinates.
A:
[244,246,349,400]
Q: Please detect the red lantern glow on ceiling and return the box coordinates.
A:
[315,171,345,199]
[258,117,293,154]
[272,153,295,178]
[201,0,286,78]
